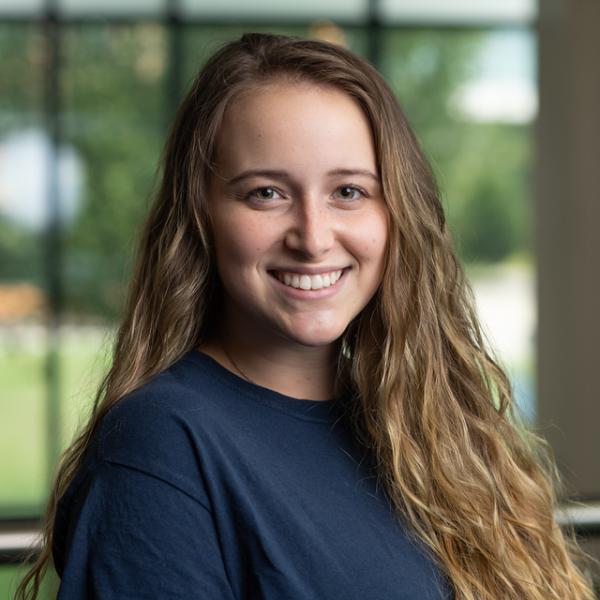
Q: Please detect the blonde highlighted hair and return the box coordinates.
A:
[16,32,596,599]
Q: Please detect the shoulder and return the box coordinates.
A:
[97,350,230,446]
[91,351,224,503]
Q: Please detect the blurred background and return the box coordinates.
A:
[1,0,598,596]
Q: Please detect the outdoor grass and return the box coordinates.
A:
[1,563,59,599]
[1,328,111,598]
[1,328,112,512]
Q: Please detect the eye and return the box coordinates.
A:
[333,185,367,201]
[245,186,283,202]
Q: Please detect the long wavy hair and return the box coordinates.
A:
[16,32,596,600]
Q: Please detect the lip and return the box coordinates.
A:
[268,267,350,299]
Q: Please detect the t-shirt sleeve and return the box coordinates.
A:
[55,459,236,600]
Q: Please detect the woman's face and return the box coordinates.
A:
[206,81,388,350]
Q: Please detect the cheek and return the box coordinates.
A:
[213,216,270,276]
[354,212,389,267]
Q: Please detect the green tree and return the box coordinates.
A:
[1,24,533,321]
[380,30,532,265]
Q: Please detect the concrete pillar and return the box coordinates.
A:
[536,0,600,500]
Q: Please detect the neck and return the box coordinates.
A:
[199,325,339,401]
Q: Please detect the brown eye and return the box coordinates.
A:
[246,187,282,202]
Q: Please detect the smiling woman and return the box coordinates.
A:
[16,33,595,600]
[200,81,388,397]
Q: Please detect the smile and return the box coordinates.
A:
[273,269,344,291]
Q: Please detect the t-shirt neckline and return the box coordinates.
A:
[183,349,344,423]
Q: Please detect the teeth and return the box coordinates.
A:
[276,269,343,290]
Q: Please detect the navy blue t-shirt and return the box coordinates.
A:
[53,350,453,599]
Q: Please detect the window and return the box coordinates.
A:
[0,3,536,595]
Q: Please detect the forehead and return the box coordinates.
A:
[214,81,377,174]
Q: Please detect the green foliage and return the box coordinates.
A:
[0,24,42,122]
[453,123,532,262]
[381,30,532,265]
[60,25,168,319]
[0,216,43,283]
[0,24,533,320]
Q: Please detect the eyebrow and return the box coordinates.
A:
[226,168,380,186]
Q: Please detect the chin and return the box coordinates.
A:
[282,324,347,348]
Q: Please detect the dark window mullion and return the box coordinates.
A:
[42,0,63,496]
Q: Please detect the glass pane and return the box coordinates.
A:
[181,0,367,22]
[0,0,44,16]
[58,0,165,17]
[380,0,536,24]
[59,22,168,441]
[0,23,47,516]
[61,23,166,318]
[0,21,537,570]
[380,28,536,422]
[59,325,113,450]
[183,24,369,86]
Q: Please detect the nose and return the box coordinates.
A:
[284,197,335,258]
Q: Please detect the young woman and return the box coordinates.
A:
[17,33,595,599]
